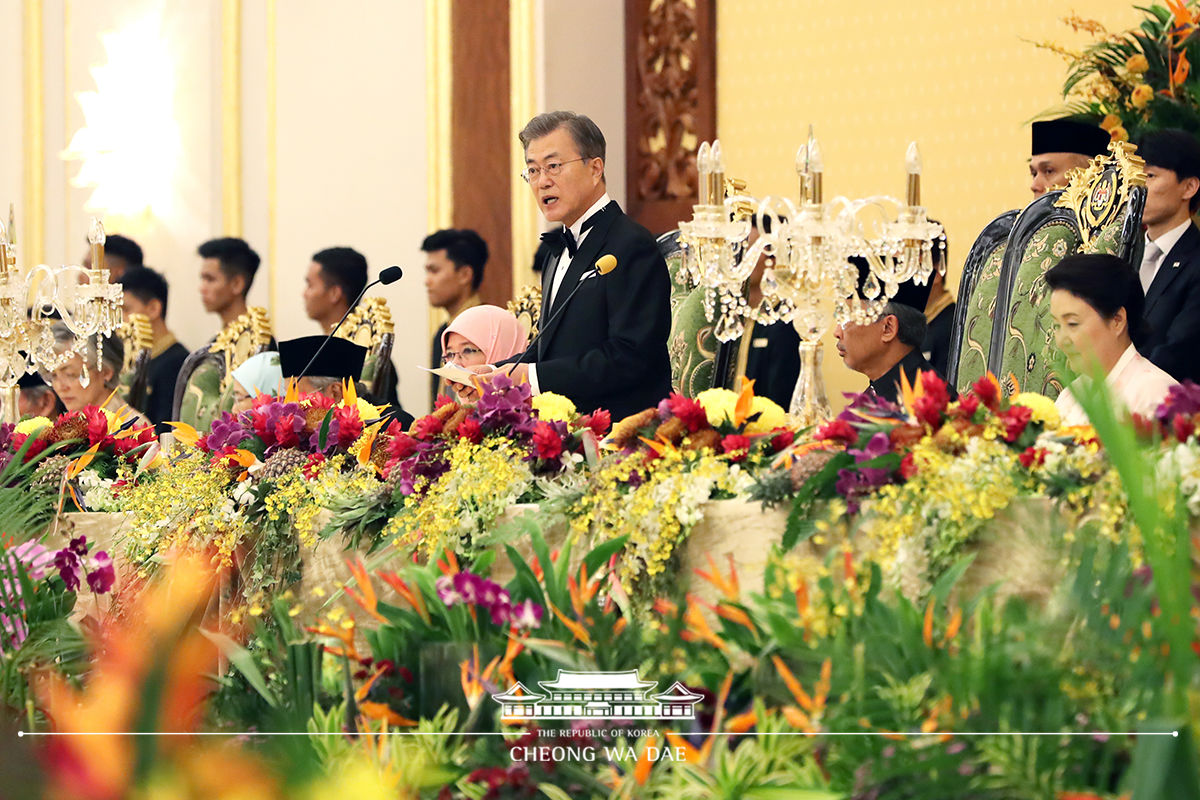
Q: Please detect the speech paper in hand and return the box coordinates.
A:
[419,363,490,385]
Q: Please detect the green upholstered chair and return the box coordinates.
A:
[990,141,1147,397]
[335,297,395,401]
[657,229,728,396]
[668,285,720,397]
[948,210,1018,393]
[172,306,273,430]
[115,312,153,412]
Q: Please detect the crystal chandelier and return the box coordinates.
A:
[678,129,943,425]
[0,217,125,424]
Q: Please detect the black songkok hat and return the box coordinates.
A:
[1032,119,1110,158]
[278,336,366,381]
[18,371,49,390]
[851,257,933,312]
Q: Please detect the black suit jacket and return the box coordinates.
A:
[522,201,672,421]
[743,320,801,410]
[869,347,954,405]
[1143,223,1200,383]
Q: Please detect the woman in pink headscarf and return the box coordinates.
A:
[440,304,529,402]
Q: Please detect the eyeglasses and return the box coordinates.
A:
[442,346,485,365]
[520,157,588,184]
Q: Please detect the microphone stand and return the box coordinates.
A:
[505,268,599,376]
[296,278,383,383]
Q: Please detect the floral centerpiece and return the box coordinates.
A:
[1034,2,1200,140]
[323,375,609,558]
[120,381,384,597]
[778,372,1122,598]
[0,406,157,514]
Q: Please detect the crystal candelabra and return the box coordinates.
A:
[0,217,124,424]
[678,129,943,426]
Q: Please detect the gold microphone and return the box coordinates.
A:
[595,254,618,275]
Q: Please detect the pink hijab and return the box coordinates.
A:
[441,305,529,364]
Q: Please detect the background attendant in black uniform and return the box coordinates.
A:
[480,111,671,422]
[1135,128,1200,383]
[119,266,190,431]
[740,221,800,409]
[835,258,952,404]
[303,246,400,407]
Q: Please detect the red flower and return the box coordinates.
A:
[434,393,456,410]
[388,432,418,460]
[720,434,751,461]
[457,417,483,444]
[899,452,917,479]
[1173,413,1196,443]
[889,423,927,449]
[413,415,444,441]
[303,392,336,412]
[666,393,708,432]
[303,452,327,479]
[15,435,48,463]
[912,395,944,429]
[919,371,951,409]
[196,434,210,452]
[333,405,363,448]
[1131,413,1159,440]
[532,421,563,460]
[951,393,980,420]
[815,418,857,447]
[251,393,275,410]
[84,406,109,446]
[275,417,301,448]
[251,411,276,447]
[770,428,794,452]
[1000,405,1033,443]
[1018,446,1046,468]
[970,375,1001,411]
[586,408,612,437]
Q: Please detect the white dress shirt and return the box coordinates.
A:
[528,192,612,395]
[1141,218,1193,290]
[1055,344,1179,426]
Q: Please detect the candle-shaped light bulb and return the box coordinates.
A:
[809,139,824,203]
[795,144,811,202]
[697,141,712,205]
[905,142,921,207]
[88,217,106,273]
[711,139,725,203]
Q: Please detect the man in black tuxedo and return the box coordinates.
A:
[1136,128,1200,383]
[479,111,671,421]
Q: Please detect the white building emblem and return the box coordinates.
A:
[490,669,703,721]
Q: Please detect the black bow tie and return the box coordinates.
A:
[540,209,605,259]
[541,227,578,258]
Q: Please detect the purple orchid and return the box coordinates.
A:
[473,376,535,436]
[207,412,253,450]
[86,551,115,594]
[436,570,543,630]
[836,390,905,424]
[507,599,544,630]
[1155,380,1200,423]
[54,549,81,592]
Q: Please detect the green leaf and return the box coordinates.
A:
[583,534,628,576]
[317,410,334,451]
[929,553,977,604]
[200,629,278,708]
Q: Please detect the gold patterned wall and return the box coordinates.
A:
[717,0,1141,403]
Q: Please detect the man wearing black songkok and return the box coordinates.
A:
[834,258,955,404]
[1029,118,1110,198]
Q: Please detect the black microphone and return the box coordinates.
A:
[296,265,404,382]
[506,255,617,375]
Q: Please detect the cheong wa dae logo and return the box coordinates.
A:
[490,669,703,721]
